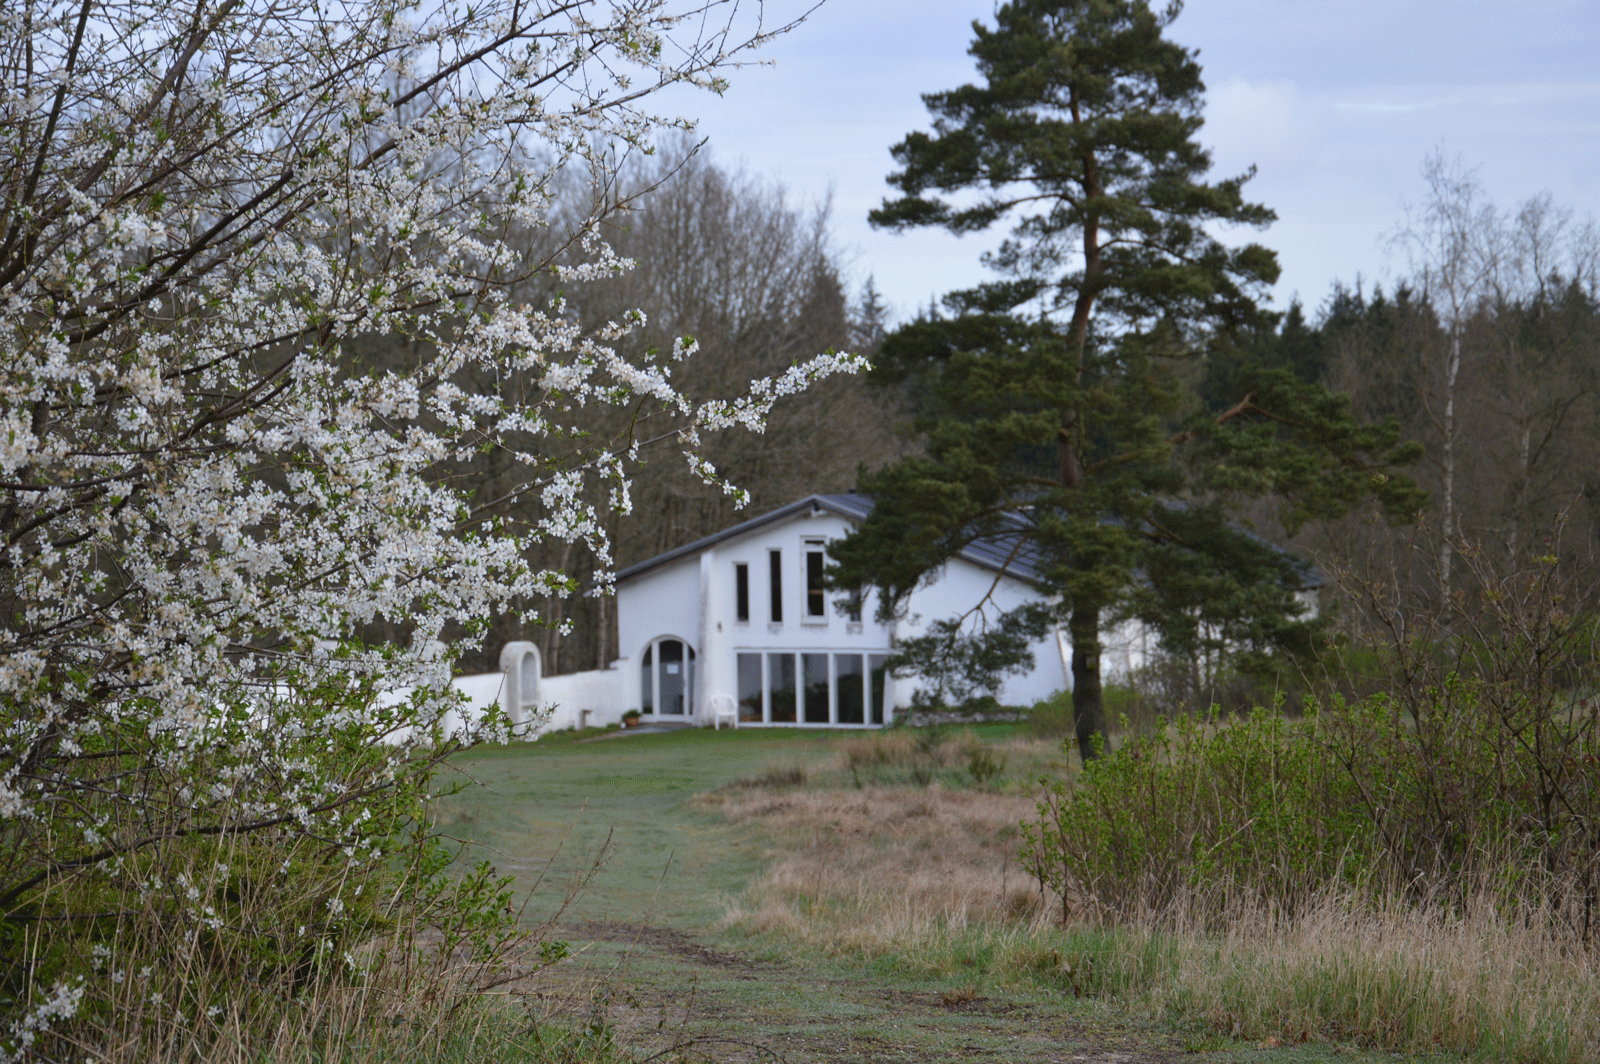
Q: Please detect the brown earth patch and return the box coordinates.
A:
[562,919,765,973]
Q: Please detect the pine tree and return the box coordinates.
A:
[830,0,1423,761]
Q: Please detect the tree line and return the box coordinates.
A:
[515,3,1600,767]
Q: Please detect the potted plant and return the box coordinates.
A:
[622,709,642,729]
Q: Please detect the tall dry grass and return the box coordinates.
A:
[702,785,1047,948]
[16,821,608,1063]
[707,776,1600,1064]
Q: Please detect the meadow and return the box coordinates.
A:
[424,722,1582,1064]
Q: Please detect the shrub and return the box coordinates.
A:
[1021,708,1372,922]
[1027,692,1074,740]
[1022,530,1600,938]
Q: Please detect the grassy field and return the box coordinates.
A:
[438,726,1463,1064]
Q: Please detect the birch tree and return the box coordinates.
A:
[1482,195,1600,562]
[1388,151,1500,592]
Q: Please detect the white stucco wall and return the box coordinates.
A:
[895,559,1068,708]
[540,668,625,730]
[613,502,1071,722]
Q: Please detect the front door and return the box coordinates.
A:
[658,638,686,715]
[642,638,695,716]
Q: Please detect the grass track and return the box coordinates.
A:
[440,729,1446,1064]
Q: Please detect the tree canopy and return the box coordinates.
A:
[830,0,1423,760]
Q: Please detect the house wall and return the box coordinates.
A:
[896,559,1068,707]
[615,505,1071,724]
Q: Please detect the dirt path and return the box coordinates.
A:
[514,920,1187,1064]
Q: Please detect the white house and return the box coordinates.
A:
[456,492,1320,735]
[612,493,1068,727]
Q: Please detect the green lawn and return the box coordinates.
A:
[439,729,1448,1064]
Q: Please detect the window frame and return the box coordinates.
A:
[802,537,827,625]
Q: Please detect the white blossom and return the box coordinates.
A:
[0,0,862,1039]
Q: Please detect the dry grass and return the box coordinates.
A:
[829,730,1068,789]
[703,774,1600,1064]
[1139,889,1600,1061]
[699,784,1048,949]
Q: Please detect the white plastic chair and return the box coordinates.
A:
[709,694,739,730]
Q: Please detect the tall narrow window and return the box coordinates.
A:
[846,589,863,623]
[640,644,653,714]
[737,653,763,723]
[835,654,865,725]
[734,562,749,622]
[805,542,826,619]
[802,653,830,723]
[768,550,783,623]
[869,654,889,726]
[767,653,796,722]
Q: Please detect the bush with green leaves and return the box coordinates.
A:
[0,673,542,1060]
[1022,532,1600,938]
[1021,708,1372,923]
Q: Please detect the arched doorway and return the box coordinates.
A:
[640,637,695,716]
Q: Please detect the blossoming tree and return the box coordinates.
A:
[0,0,860,1049]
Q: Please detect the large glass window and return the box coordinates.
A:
[767,652,796,722]
[802,653,830,723]
[737,653,763,723]
[639,638,694,716]
[737,649,890,727]
[835,654,864,725]
[869,654,889,725]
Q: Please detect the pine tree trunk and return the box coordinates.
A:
[1070,599,1106,763]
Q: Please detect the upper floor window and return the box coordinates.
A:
[805,540,826,620]
[768,549,783,623]
[734,562,749,622]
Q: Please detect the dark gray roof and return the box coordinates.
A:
[614,493,1321,591]
[614,493,1049,587]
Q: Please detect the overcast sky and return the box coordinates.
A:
[652,0,1600,325]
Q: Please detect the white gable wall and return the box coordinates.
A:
[896,558,1069,707]
[615,503,1071,724]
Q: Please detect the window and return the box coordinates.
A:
[869,654,889,725]
[767,652,796,722]
[804,541,826,619]
[845,589,862,624]
[768,550,783,623]
[802,653,830,723]
[737,650,890,727]
[734,562,749,622]
[835,653,865,724]
[639,638,695,715]
[737,653,763,722]
[640,644,652,714]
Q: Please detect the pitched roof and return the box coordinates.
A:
[613,493,1322,590]
[614,493,1050,587]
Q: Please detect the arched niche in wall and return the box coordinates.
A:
[498,641,541,732]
